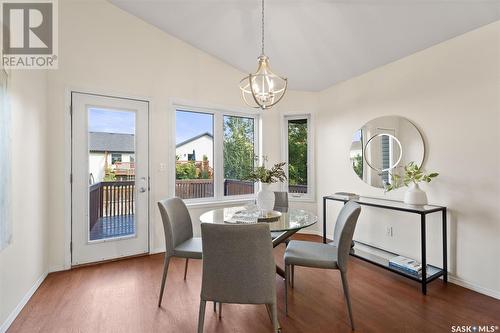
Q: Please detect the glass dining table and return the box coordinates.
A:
[199,205,318,277]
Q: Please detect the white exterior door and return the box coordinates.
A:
[71,92,149,265]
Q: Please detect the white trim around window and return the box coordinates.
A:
[281,113,315,202]
[170,100,260,204]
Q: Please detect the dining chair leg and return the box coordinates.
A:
[340,271,355,331]
[271,302,280,333]
[158,256,171,307]
[265,304,272,323]
[291,265,295,288]
[284,264,289,316]
[213,301,217,312]
[197,300,206,333]
[218,302,222,319]
[184,258,189,280]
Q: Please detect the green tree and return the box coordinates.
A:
[176,161,197,179]
[288,119,308,185]
[223,116,255,180]
[353,153,363,178]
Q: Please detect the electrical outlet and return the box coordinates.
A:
[386,226,393,237]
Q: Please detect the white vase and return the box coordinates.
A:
[404,183,428,205]
[256,183,275,213]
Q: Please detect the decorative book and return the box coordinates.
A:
[389,256,422,275]
[334,192,360,200]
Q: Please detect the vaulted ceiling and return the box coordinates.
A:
[110,0,500,91]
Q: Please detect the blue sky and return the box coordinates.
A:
[353,129,362,142]
[87,108,214,143]
[176,110,213,144]
[88,108,135,134]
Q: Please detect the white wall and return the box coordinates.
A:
[0,71,49,330]
[89,153,105,183]
[317,21,500,298]
[176,135,214,165]
[89,152,135,183]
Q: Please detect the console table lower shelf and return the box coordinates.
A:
[324,195,448,295]
[351,241,445,284]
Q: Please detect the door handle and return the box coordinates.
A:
[138,177,147,193]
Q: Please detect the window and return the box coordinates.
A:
[174,106,258,202]
[351,129,363,179]
[175,110,214,200]
[111,153,122,164]
[283,114,313,200]
[381,134,390,184]
[223,115,255,196]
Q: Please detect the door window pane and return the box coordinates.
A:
[175,110,214,199]
[223,115,255,196]
[287,118,308,194]
[88,108,136,241]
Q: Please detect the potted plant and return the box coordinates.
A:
[245,156,287,213]
[386,162,438,205]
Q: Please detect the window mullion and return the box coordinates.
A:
[213,112,224,201]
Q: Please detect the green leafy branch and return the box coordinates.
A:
[385,162,439,192]
[244,155,287,184]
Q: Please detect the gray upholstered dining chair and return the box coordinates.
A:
[273,191,289,212]
[157,197,202,307]
[283,201,361,330]
[197,223,280,333]
[271,191,289,241]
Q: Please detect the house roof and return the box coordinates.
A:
[176,132,213,148]
[89,132,135,153]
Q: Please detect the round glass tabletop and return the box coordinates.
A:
[199,206,318,232]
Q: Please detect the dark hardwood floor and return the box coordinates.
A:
[8,234,500,332]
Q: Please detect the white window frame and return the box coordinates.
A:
[281,113,315,202]
[172,102,260,205]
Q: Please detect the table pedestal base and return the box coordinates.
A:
[272,229,297,278]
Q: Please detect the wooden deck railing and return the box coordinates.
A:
[89,181,135,231]
[289,184,308,194]
[224,179,254,196]
[89,179,295,229]
[175,179,214,199]
[174,179,255,199]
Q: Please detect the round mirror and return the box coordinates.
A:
[350,116,425,189]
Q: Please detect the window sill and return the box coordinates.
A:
[185,197,255,209]
[288,195,316,203]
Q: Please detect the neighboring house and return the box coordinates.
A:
[89,132,135,183]
[176,132,213,163]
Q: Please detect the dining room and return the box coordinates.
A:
[1,0,500,332]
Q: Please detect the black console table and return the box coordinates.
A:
[323,195,447,295]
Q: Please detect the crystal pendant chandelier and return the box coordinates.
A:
[239,0,287,110]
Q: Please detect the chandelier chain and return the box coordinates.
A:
[261,0,265,55]
[239,0,287,109]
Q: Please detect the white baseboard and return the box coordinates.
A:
[151,247,165,255]
[0,271,48,333]
[448,275,500,300]
[48,264,69,273]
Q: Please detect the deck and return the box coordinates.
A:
[89,215,135,241]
